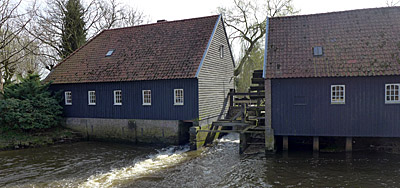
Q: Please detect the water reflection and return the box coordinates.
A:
[1,134,400,188]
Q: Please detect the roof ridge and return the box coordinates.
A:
[270,6,400,19]
[105,14,221,32]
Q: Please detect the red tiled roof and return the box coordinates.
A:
[46,15,220,84]
[265,7,400,79]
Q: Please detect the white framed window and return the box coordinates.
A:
[114,90,122,105]
[174,89,184,105]
[219,45,224,59]
[385,84,400,104]
[88,91,96,105]
[331,85,345,104]
[65,91,72,105]
[142,90,151,105]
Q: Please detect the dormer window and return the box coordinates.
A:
[106,49,115,57]
[313,46,323,56]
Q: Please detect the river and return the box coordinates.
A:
[1,134,400,187]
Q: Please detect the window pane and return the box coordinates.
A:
[331,85,344,103]
[65,92,72,104]
[174,89,183,104]
[114,90,122,104]
[143,90,151,104]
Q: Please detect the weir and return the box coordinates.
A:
[191,70,270,154]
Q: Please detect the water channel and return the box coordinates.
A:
[1,134,400,187]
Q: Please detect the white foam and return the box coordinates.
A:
[218,134,240,143]
[79,145,190,188]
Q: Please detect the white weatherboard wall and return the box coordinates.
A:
[197,18,234,124]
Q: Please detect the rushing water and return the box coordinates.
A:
[1,134,400,188]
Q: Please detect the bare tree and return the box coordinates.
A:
[1,31,40,83]
[0,0,37,93]
[218,0,298,76]
[386,0,400,6]
[31,0,147,72]
[87,0,147,36]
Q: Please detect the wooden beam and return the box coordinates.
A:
[313,136,319,152]
[213,122,249,127]
[242,130,265,134]
[229,89,234,107]
[197,130,240,133]
[251,78,264,84]
[247,106,265,111]
[346,137,352,152]
[249,86,264,91]
[248,116,266,120]
[283,136,288,151]
[231,92,265,96]
[239,133,249,154]
[233,100,256,104]
[241,125,257,132]
[265,79,275,152]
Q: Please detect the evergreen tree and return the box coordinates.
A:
[0,74,63,131]
[60,0,86,59]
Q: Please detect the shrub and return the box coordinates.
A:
[0,74,62,132]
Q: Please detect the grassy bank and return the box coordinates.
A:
[0,127,83,150]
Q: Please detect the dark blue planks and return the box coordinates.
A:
[271,76,400,137]
[50,79,199,120]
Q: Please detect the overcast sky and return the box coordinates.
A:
[122,0,389,22]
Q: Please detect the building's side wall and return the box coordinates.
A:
[50,79,198,120]
[197,18,234,124]
[271,76,400,137]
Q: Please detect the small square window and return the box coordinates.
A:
[106,49,115,57]
[331,85,345,104]
[219,45,224,59]
[385,84,400,104]
[313,46,323,56]
[114,90,122,105]
[88,91,96,105]
[65,91,72,105]
[174,89,184,105]
[142,90,151,105]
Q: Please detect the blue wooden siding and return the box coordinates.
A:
[272,76,400,137]
[50,79,198,120]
